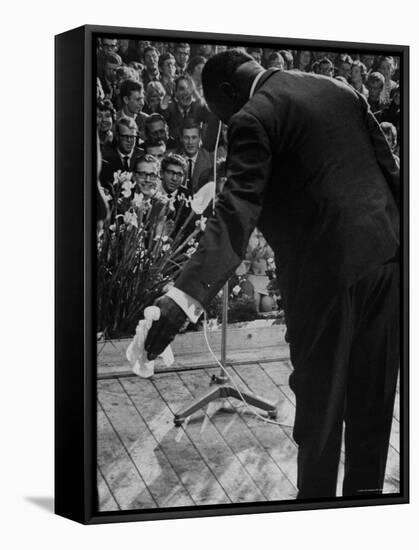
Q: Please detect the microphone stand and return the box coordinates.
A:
[174,280,277,426]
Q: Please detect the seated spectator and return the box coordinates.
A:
[136,40,151,64]
[144,113,177,150]
[380,121,398,159]
[376,55,398,106]
[174,42,191,75]
[266,51,285,70]
[143,140,167,163]
[100,117,142,192]
[144,81,167,114]
[99,52,122,102]
[97,99,116,150]
[159,52,177,98]
[117,39,139,64]
[349,60,368,96]
[378,86,400,141]
[178,120,213,194]
[335,53,353,82]
[100,38,119,56]
[132,154,160,199]
[194,44,214,59]
[247,47,263,64]
[187,56,207,98]
[279,49,294,70]
[162,74,210,146]
[160,153,188,197]
[365,71,385,115]
[295,50,312,72]
[361,54,376,73]
[318,57,334,77]
[141,46,160,88]
[116,79,148,142]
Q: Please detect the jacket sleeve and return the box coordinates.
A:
[357,92,400,209]
[174,109,273,307]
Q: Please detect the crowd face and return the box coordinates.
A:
[134,160,160,197]
[97,109,113,132]
[267,54,285,70]
[124,90,145,115]
[146,143,166,162]
[161,57,176,78]
[175,78,194,108]
[181,128,200,157]
[350,65,363,85]
[148,120,169,142]
[105,61,119,83]
[146,89,163,112]
[361,54,375,71]
[175,46,190,69]
[336,61,352,81]
[102,38,118,54]
[378,58,394,80]
[117,126,137,155]
[319,61,334,77]
[366,78,383,101]
[299,51,311,69]
[161,163,185,193]
[144,49,159,71]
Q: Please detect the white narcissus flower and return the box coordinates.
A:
[123,211,138,228]
[121,179,135,198]
[232,285,241,296]
[162,244,171,252]
[195,216,207,232]
[186,246,197,257]
[132,192,144,207]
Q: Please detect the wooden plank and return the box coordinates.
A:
[97,403,157,511]
[179,368,297,500]
[97,467,119,512]
[98,379,194,508]
[153,372,267,503]
[120,376,230,505]
[260,360,293,386]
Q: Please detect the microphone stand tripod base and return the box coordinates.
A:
[173,371,278,426]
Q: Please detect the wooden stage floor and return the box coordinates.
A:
[97,360,400,511]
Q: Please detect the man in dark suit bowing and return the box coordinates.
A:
[145,50,400,499]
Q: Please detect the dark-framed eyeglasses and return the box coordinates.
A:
[135,171,159,181]
[164,169,184,179]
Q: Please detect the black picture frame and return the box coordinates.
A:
[55,24,409,525]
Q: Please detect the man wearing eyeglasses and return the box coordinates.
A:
[133,154,161,199]
[100,117,142,193]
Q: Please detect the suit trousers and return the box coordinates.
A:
[287,261,400,499]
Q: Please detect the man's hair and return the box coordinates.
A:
[181,119,201,135]
[319,56,334,68]
[268,51,284,64]
[146,80,166,98]
[145,113,167,127]
[97,98,116,118]
[186,56,206,75]
[143,139,166,152]
[161,153,187,173]
[133,153,158,171]
[159,52,176,68]
[336,53,354,67]
[175,42,190,52]
[143,45,159,58]
[115,117,138,135]
[119,79,143,101]
[380,121,397,143]
[201,49,254,105]
[174,73,195,92]
[367,71,385,87]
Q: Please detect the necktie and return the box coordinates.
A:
[187,158,193,193]
[123,156,130,171]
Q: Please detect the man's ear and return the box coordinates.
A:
[219,82,236,101]
[122,95,129,106]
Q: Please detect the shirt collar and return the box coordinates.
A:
[249,70,266,99]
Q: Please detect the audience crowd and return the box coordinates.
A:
[97,37,402,314]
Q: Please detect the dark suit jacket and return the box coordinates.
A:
[100,145,143,193]
[175,70,400,331]
[180,148,214,194]
[162,100,211,146]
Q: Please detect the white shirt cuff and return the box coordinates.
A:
[166,287,204,323]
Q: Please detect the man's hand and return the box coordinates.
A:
[144,296,188,360]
